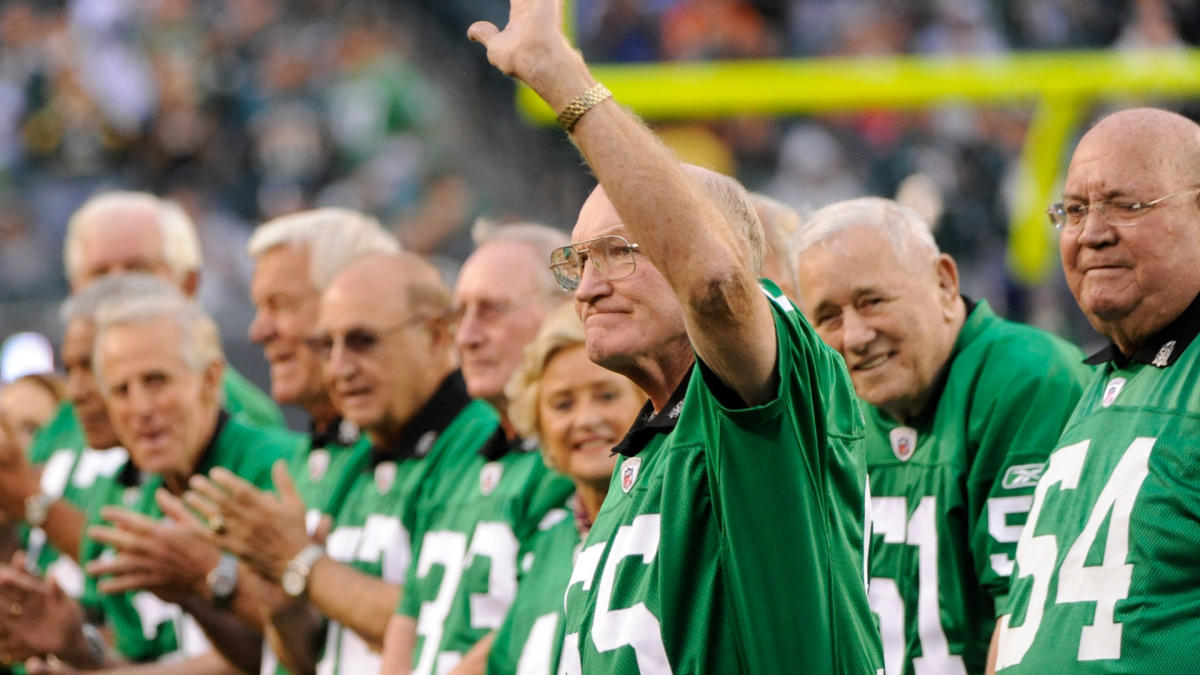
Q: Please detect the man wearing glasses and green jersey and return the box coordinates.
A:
[462,0,882,671]
[995,108,1200,673]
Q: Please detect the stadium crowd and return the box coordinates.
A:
[0,0,1198,674]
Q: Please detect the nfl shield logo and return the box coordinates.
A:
[1102,377,1126,408]
[307,449,330,482]
[374,461,397,494]
[479,462,503,496]
[889,427,918,462]
[620,457,642,493]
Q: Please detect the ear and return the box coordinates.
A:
[934,254,960,317]
[202,358,225,404]
[180,270,201,298]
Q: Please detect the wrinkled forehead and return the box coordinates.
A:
[318,283,406,333]
[571,188,630,242]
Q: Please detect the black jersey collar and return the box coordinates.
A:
[612,369,691,458]
[1084,291,1200,368]
[309,416,359,449]
[370,370,471,465]
[477,426,538,462]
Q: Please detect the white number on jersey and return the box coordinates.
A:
[996,437,1153,668]
[869,496,965,675]
[516,612,560,675]
[411,522,521,675]
[559,514,672,675]
[316,515,409,675]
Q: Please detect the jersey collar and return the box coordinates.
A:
[476,427,538,462]
[1084,291,1200,369]
[370,370,471,465]
[309,416,359,449]
[611,369,691,458]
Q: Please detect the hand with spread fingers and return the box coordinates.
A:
[175,461,310,582]
[0,552,93,667]
[84,506,220,605]
[466,0,589,104]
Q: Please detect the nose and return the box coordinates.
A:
[126,382,155,417]
[841,309,876,355]
[574,257,611,304]
[455,309,485,351]
[248,308,274,344]
[1074,202,1118,249]
[326,340,357,381]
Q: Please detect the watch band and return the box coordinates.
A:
[207,552,239,607]
[24,492,53,528]
[282,543,325,598]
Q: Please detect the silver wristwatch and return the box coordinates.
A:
[281,544,325,598]
[207,552,239,606]
[24,492,54,528]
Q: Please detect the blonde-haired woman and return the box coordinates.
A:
[487,302,645,674]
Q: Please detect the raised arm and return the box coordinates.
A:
[469,0,778,405]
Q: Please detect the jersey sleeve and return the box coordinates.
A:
[966,336,1090,614]
[691,287,878,674]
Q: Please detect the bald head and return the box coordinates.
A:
[1076,108,1200,186]
[319,253,456,440]
[1060,107,1200,353]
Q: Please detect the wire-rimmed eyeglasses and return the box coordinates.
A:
[548,234,640,292]
[1047,187,1200,230]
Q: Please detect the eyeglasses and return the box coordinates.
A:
[304,317,427,360]
[548,234,640,292]
[1048,187,1200,230]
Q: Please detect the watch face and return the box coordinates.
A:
[210,570,237,599]
[282,570,304,597]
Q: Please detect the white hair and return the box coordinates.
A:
[470,218,571,297]
[64,192,202,285]
[247,207,401,291]
[791,197,940,273]
[681,165,766,275]
[60,274,180,325]
[92,283,224,386]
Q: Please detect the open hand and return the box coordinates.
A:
[174,461,310,581]
[85,507,219,604]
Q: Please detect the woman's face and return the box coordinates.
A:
[0,379,59,452]
[537,345,644,488]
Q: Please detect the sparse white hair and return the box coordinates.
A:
[470,218,571,297]
[60,274,179,325]
[64,192,202,285]
[92,280,224,387]
[681,165,766,275]
[791,197,940,274]
[247,208,402,291]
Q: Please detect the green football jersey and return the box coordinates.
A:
[92,413,298,662]
[27,402,85,465]
[862,300,1089,675]
[560,283,881,674]
[314,374,499,675]
[487,509,578,675]
[24,402,127,597]
[397,432,573,675]
[220,366,286,429]
[996,306,1200,674]
[287,418,371,534]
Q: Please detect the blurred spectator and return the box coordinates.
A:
[0,372,65,454]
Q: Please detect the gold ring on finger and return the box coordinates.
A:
[8,603,19,617]
[209,515,227,536]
